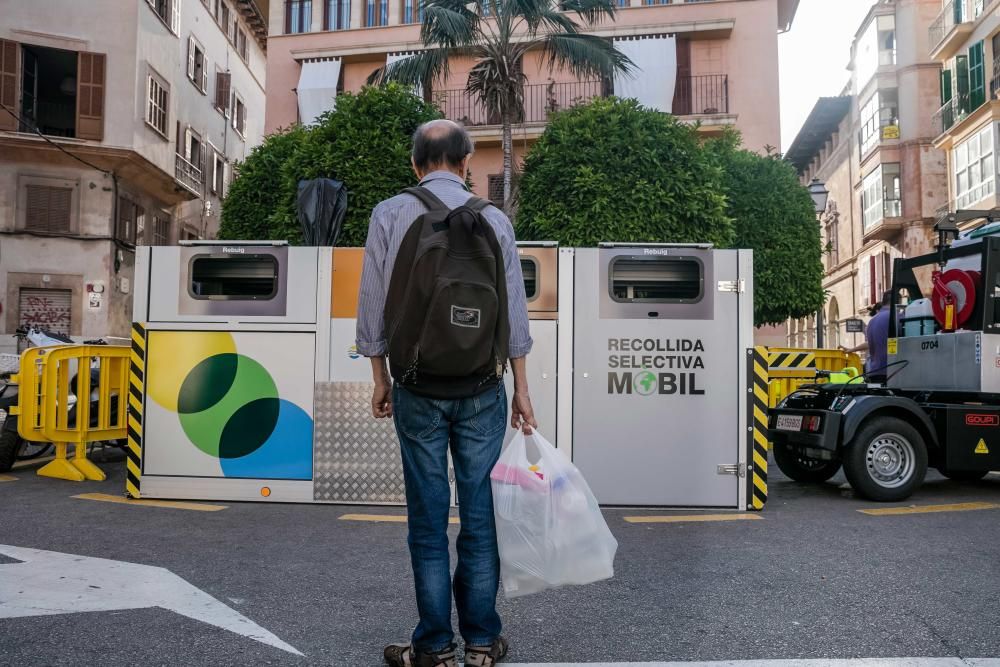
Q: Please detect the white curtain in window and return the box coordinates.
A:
[612,36,677,113]
[297,58,342,125]
[386,52,422,98]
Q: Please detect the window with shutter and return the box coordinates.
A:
[153,216,171,245]
[969,41,985,110]
[212,150,226,195]
[215,71,231,114]
[24,185,73,233]
[145,69,169,137]
[286,0,313,33]
[76,52,105,141]
[231,92,246,136]
[147,0,180,34]
[0,40,18,132]
[117,196,138,244]
[171,0,181,33]
[187,38,208,94]
[956,54,970,113]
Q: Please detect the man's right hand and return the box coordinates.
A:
[372,381,393,419]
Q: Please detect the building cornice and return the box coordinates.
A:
[285,18,736,60]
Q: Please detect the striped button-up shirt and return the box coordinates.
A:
[356,170,533,360]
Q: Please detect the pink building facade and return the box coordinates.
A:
[265,0,799,202]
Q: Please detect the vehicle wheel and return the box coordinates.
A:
[939,468,989,482]
[0,430,19,473]
[16,441,51,460]
[843,417,928,502]
[773,444,841,483]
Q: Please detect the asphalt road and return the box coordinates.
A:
[1,452,999,667]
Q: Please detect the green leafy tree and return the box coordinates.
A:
[705,130,825,327]
[516,97,733,247]
[280,84,442,246]
[219,125,308,242]
[220,84,441,246]
[368,0,633,214]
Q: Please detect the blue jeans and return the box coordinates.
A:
[392,383,506,653]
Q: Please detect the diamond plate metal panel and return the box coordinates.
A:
[313,382,407,504]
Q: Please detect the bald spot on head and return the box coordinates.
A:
[412,119,474,173]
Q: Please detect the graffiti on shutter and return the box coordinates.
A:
[19,288,72,335]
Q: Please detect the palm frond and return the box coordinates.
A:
[421,0,481,48]
[367,48,452,88]
[558,0,620,25]
[500,0,580,35]
[542,32,634,80]
[466,55,527,121]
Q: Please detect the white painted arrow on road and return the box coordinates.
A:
[0,545,302,656]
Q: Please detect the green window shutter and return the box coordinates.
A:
[941,69,953,105]
[969,42,985,109]
[957,54,970,112]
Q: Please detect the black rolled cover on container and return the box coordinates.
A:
[297,178,348,246]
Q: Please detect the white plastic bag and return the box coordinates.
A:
[491,430,618,598]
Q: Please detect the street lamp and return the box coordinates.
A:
[808,178,830,215]
[807,178,830,348]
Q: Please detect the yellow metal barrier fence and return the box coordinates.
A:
[764,347,863,410]
[11,345,130,481]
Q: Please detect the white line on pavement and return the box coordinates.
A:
[489,660,1000,667]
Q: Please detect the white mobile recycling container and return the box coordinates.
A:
[130,241,759,509]
[502,242,560,446]
[564,243,755,508]
[130,241,330,503]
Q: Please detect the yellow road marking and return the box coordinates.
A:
[624,513,764,524]
[340,513,460,524]
[73,492,227,512]
[11,455,56,469]
[0,474,17,482]
[858,501,1000,516]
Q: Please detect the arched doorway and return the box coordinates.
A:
[827,297,840,349]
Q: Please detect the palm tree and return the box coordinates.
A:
[369,0,633,214]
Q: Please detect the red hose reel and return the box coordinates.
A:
[932,269,980,331]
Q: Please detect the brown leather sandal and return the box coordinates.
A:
[384,643,457,667]
[463,636,508,666]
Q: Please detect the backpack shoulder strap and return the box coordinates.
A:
[464,196,492,213]
[402,186,449,212]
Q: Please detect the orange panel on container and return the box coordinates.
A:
[332,248,366,318]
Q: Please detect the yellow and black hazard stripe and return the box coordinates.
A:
[126,322,146,499]
[767,350,816,370]
[746,346,768,510]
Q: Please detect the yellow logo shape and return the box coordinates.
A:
[975,439,990,455]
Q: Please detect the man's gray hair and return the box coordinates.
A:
[412,119,474,171]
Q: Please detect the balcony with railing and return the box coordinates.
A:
[933,93,970,136]
[858,106,899,157]
[175,153,203,197]
[432,80,605,127]
[929,0,975,60]
[432,75,730,128]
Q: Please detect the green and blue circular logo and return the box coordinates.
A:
[633,370,657,396]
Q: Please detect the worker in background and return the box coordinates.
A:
[841,291,892,384]
[356,119,536,667]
